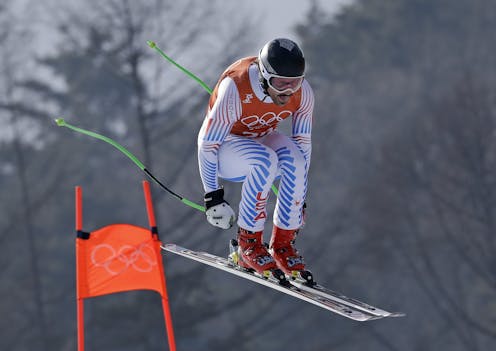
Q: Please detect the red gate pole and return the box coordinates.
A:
[75,186,85,351]
[142,181,177,351]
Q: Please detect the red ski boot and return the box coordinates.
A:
[269,226,314,285]
[230,228,284,280]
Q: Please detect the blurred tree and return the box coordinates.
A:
[0,1,258,350]
[0,3,59,350]
[296,0,496,350]
[5,0,496,349]
[366,77,496,348]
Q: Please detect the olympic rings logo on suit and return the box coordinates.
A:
[240,110,292,129]
[91,242,157,276]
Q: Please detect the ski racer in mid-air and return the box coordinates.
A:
[198,38,314,282]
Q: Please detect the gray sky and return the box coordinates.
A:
[249,0,351,42]
[15,0,352,56]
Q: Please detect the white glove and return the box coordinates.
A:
[204,188,235,229]
[205,202,235,229]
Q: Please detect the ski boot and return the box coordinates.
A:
[269,226,315,286]
[229,228,286,284]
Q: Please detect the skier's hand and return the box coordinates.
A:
[204,188,235,229]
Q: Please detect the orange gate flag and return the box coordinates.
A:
[76,224,165,298]
[75,181,176,351]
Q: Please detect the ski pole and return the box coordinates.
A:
[147,40,212,95]
[55,118,205,212]
[147,40,279,196]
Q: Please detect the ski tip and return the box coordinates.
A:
[388,312,406,318]
[54,118,66,126]
[147,40,156,48]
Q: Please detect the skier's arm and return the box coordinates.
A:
[197,77,241,192]
[197,77,240,229]
[292,80,314,166]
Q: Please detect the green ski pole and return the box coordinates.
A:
[55,118,205,212]
[147,41,212,95]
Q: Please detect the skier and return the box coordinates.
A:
[198,38,314,280]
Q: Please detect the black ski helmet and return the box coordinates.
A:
[258,38,305,92]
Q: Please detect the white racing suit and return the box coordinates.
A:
[197,57,314,232]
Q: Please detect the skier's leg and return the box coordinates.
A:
[260,132,308,230]
[218,136,278,274]
[261,132,311,279]
[218,135,279,231]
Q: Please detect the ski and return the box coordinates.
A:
[228,238,404,318]
[162,244,398,321]
[289,280,405,318]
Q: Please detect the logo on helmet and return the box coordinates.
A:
[278,39,296,51]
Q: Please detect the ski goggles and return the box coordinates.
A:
[267,75,304,95]
[258,60,304,95]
